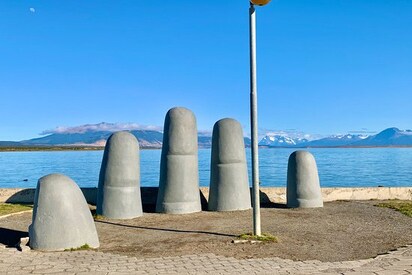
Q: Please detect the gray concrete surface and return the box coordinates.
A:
[156,107,201,214]
[29,174,99,251]
[1,243,410,274]
[97,131,143,219]
[287,151,323,208]
[208,118,251,211]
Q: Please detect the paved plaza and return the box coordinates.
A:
[1,243,411,274]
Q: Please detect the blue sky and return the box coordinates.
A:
[1,0,411,141]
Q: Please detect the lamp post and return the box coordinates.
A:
[249,0,270,236]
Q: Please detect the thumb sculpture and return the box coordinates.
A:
[156,107,201,214]
[208,118,251,211]
[286,150,323,208]
[29,173,99,251]
[97,131,143,219]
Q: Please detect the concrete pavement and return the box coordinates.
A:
[1,243,411,274]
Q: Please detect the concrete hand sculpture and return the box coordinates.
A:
[29,173,100,250]
[208,118,251,211]
[97,131,143,219]
[287,151,323,208]
[156,107,201,214]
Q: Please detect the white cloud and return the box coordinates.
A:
[40,122,163,135]
[348,128,377,135]
[29,7,35,13]
[198,130,212,137]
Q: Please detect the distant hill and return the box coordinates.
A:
[0,141,24,147]
[22,131,113,146]
[12,129,213,149]
[21,130,164,148]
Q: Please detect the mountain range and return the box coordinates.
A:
[0,129,249,149]
[1,126,411,148]
[259,127,412,148]
[22,130,164,148]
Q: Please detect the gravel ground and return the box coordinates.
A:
[1,200,411,262]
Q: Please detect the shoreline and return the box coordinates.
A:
[1,186,411,204]
[0,146,162,152]
[2,145,412,152]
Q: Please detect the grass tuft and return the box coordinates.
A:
[93,214,105,220]
[0,203,32,216]
[64,244,91,251]
[376,201,412,218]
[238,232,278,242]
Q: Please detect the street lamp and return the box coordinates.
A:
[251,0,271,6]
[249,0,270,236]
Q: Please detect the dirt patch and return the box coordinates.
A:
[1,201,411,262]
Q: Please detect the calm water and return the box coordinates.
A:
[0,148,411,188]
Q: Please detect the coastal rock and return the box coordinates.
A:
[208,118,251,211]
[287,151,323,208]
[29,174,99,250]
[156,107,201,214]
[97,131,142,219]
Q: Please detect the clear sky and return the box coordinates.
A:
[1,0,411,141]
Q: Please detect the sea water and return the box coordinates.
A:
[0,148,411,188]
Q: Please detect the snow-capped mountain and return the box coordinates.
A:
[259,128,412,147]
[302,134,369,147]
[259,135,308,147]
[354,127,412,146]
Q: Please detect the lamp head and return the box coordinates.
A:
[250,0,271,6]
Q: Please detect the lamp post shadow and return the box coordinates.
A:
[95,220,237,238]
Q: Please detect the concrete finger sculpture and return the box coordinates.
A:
[29,173,99,251]
[208,118,251,211]
[286,150,323,208]
[97,131,143,219]
[156,107,201,214]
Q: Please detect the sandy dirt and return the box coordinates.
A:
[1,200,411,262]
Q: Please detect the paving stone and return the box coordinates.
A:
[75,272,107,275]
[1,244,412,274]
[374,270,411,275]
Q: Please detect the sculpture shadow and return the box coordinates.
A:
[200,190,208,211]
[0,227,28,247]
[4,188,97,205]
[4,189,35,204]
[258,190,288,209]
[141,187,157,213]
[141,188,209,213]
[96,220,237,238]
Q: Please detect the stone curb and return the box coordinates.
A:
[0,209,33,220]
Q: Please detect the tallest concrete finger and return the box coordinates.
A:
[156,107,201,214]
[208,118,251,211]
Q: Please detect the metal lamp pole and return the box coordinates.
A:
[249,0,270,236]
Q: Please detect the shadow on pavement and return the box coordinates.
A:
[259,190,288,209]
[0,227,28,247]
[261,202,288,209]
[96,220,237,238]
